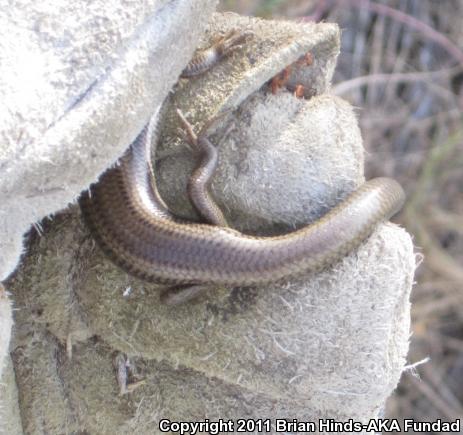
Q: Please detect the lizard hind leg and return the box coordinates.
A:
[160,284,218,306]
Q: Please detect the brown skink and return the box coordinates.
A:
[80,114,405,286]
[79,31,406,302]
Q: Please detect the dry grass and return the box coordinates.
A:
[220,0,463,424]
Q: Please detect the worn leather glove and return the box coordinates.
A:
[1,3,414,433]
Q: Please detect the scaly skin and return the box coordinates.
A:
[79,114,405,286]
[180,29,250,77]
[79,31,405,301]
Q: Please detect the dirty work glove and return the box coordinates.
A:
[1,4,414,434]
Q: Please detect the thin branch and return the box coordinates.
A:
[333,69,458,96]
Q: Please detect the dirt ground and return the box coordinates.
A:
[219,0,463,426]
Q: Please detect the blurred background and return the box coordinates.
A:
[219,0,463,425]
